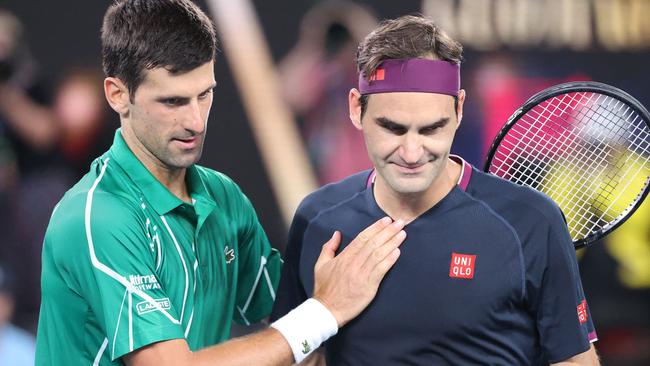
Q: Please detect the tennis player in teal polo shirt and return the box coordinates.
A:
[38,129,282,362]
[35,1,406,365]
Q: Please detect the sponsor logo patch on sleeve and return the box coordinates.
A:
[577,299,588,324]
[137,298,171,315]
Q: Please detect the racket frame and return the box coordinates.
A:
[483,81,650,248]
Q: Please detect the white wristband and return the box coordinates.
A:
[271,298,339,363]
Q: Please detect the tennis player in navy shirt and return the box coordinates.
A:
[271,15,600,365]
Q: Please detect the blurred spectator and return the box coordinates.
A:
[0,11,113,331]
[0,9,69,332]
[53,67,114,178]
[0,264,36,366]
[279,1,377,184]
[0,8,60,170]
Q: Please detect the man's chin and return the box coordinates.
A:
[167,153,202,169]
[387,176,433,195]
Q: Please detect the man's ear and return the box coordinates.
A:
[456,89,466,126]
[104,77,131,116]
[349,88,363,130]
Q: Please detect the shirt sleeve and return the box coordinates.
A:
[527,205,595,363]
[230,187,283,325]
[53,192,184,361]
[270,203,311,321]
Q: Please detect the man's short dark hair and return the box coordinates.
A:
[101,0,217,100]
[356,15,463,118]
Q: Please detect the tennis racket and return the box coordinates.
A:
[484,81,650,249]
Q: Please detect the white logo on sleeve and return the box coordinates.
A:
[136,298,171,315]
[129,274,161,291]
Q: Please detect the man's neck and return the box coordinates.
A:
[152,166,191,203]
[374,158,461,224]
[122,131,192,203]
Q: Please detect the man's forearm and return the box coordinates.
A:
[126,328,294,366]
[192,328,294,366]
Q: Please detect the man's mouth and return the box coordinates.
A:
[172,136,199,149]
[393,163,427,175]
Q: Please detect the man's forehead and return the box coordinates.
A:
[139,63,216,93]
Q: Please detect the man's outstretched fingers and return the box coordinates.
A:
[311,217,406,328]
[361,229,406,271]
[342,216,393,255]
[314,231,341,272]
[357,219,405,266]
[370,246,402,283]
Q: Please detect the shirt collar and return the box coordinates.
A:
[109,129,214,215]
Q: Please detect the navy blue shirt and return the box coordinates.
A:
[272,158,596,365]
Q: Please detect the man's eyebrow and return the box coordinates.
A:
[375,116,450,130]
[201,83,217,94]
[376,116,407,129]
[155,95,189,103]
[155,83,217,103]
[424,117,450,130]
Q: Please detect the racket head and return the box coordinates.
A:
[484,81,650,249]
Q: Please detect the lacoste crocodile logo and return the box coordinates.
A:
[224,245,235,264]
[301,340,311,354]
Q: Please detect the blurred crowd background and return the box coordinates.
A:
[0,0,648,365]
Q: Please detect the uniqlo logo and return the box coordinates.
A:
[577,300,588,324]
[370,68,385,81]
[449,253,476,279]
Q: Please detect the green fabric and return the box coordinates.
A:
[36,130,282,365]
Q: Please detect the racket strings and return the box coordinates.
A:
[534,94,649,237]
[493,92,600,185]
[489,91,650,241]
[494,93,610,229]
[545,95,648,236]
[532,94,614,237]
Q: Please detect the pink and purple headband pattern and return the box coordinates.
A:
[358,59,460,96]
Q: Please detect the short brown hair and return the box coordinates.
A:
[356,15,462,80]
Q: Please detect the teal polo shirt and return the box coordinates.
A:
[36,130,282,365]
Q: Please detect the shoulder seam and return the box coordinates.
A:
[298,189,369,275]
[459,190,527,302]
[306,189,369,229]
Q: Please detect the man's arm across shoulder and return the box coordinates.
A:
[126,215,405,366]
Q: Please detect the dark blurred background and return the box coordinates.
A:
[0,0,648,365]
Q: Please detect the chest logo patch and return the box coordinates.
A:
[449,252,476,279]
[224,245,235,264]
[577,300,588,324]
